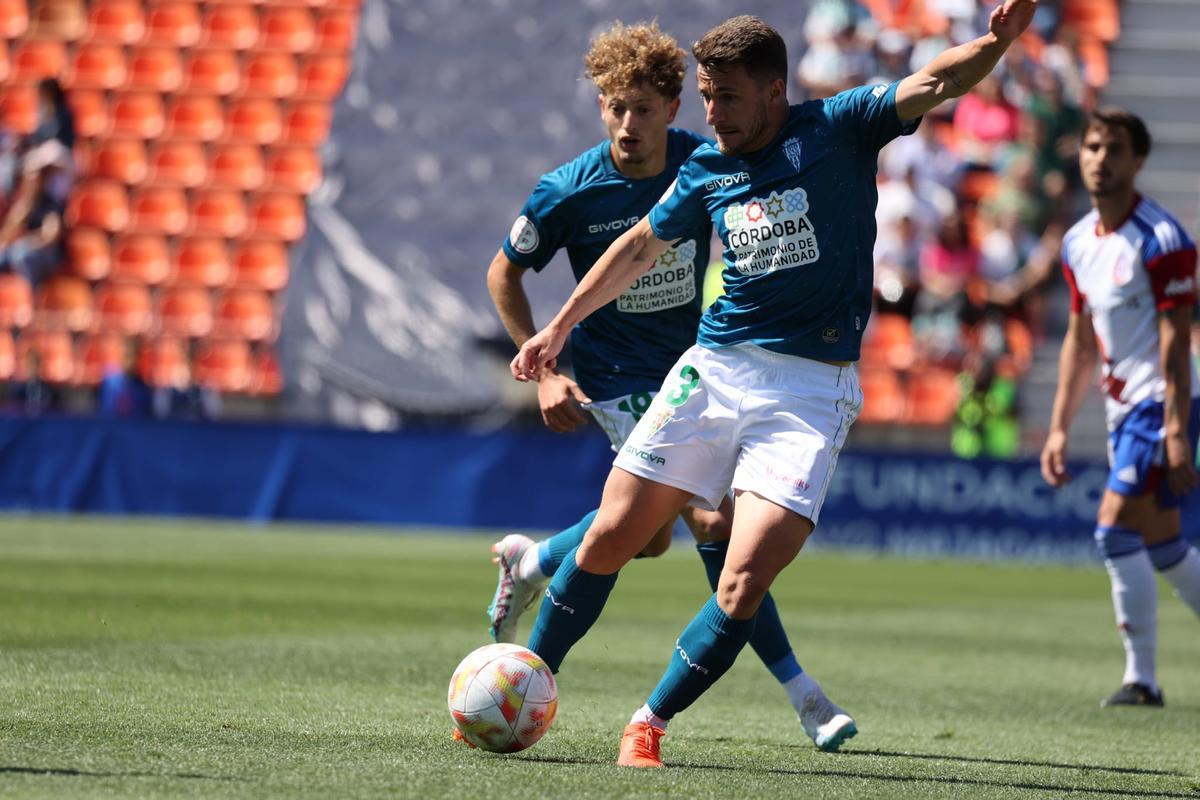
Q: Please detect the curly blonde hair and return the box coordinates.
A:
[583,20,687,99]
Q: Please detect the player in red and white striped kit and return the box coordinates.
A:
[1042,108,1200,707]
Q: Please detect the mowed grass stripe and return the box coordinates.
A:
[0,516,1196,799]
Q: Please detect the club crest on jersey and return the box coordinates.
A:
[783,137,803,172]
[1111,254,1133,286]
[509,215,539,254]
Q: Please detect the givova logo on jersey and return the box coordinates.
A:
[722,188,820,276]
[617,239,698,314]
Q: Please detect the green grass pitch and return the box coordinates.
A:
[0,516,1198,799]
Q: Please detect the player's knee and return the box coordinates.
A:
[1094,525,1144,560]
[578,523,638,573]
[716,567,768,619]
[637,528,672,559]
[687,513,731,544]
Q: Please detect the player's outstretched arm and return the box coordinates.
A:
[1159,306,1198,495]
[511,218,673,382]
[1040,311,1097,488]
[894,0,1037,123]
[486,249,592,431]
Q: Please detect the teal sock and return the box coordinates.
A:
[526,545,617,673]
[646,595,755,718]
[538,510,598,576]
[696,540,802,682]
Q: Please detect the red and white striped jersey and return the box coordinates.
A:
[1061,195,1198,430]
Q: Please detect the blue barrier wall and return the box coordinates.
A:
[1,416,1194,560]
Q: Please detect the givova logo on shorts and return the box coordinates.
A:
[722,188,820,276]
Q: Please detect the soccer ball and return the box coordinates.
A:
[447,643,558,753]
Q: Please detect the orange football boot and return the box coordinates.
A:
[616,722,666,768]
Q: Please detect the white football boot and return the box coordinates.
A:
[796,677,858,752]
[486,534,546,643]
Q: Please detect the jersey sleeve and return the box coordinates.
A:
[500,174,571,272]
[822,81,920,153]
[1061,240,1086,314]
[1141,219,1197,311]
[648,157,706,244]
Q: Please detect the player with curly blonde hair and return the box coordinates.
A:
[481,19,856,754]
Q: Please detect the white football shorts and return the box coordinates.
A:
[585,391,658,452]
[612,343,862,525]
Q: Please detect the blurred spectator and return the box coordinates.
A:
[869,28,913,84]
[912,210,980,360]
[29,78,75,152]
[97,340,153,418]
[7,351,60,416]
[1023,68,1086,180]
[984,151,1053,239]
[153,343,222,421]
[952,75,1020,166]
[797,0,873,99]
[873,210,922,318]
[880,118,965,194]
[0,140,73,287]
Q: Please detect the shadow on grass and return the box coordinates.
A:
[0,765,246,782]
[838,748,1187,778]
[515,754,1198,799]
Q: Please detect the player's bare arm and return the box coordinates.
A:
[486,249,592,432]
[894,0,1037,122]
[1159,306,1198,495]
[511,218,674,381]
[1041,311,1098,487]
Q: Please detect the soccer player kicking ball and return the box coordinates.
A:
[512,3,1038,768]
[484,21,855,751]
[1041,108,1200,708]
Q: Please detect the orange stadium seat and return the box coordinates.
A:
[76,332,126,385]
[86,0,145,44]
[225,98,282,144]
[281,101,330,145]
[109,92,165,139]
[164,94,224,141]
[247,192,305,241]
[857,366,905,424]
[260,6,315,52]
[66,180,130,232]
[148,141,207,187]
[241,52,298,98]
[860,312,915,371]
[10,40,66,82]
[904,368,960,425]
[0,85,38,135]
[172,237,231,288]
[129,186,189,236]
[16,329,75,384]
[65,43,127,90]
[27,0,86,41]
[93,282,152,335]
[214,288,275,341]
[67,89,109,138]
[297,55,348,100]
[200,4,259,50]
[208,143,264,190]
[0,41,10,85]
[158,285,214,338]
[139,336,187,388]
[189,189,247,238]
[249,346,282,396]
[183,48,241,95]
[314,10,356,53]
[264,146,320,193]
[65,228,111,281]
[230,239,288,292]
[0,274,34,329]
[0,0,29,38]
[110,234,171,286]
[143,2,201,48]
[194,338,252,392]
[125,46,183,93]
[35,275,94,332]
[0,329,14,381]
[88,138,148,184]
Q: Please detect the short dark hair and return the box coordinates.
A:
[1083,107,1152,157]
[692,15,787,83]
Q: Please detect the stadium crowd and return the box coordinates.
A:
[797,0,1118,455]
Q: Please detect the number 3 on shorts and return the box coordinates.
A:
[665,365,700,407]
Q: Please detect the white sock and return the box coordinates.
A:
[1160,546,1200,618]
[782,671,820,713]
[1104,551,1158,690]
[516,544,550,583]
[630,704,670,731]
